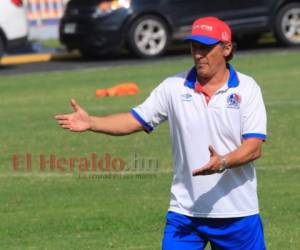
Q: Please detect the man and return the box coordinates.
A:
[55,17,267,250]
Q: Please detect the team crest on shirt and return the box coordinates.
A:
[227,93,241,109]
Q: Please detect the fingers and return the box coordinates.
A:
[54,114,70,120]
[55,117,71,129]
[192,146,221,176]
[54,114,72,127]
[192,163,212,176]
[192,167,204,176]
[55,113,73,129]
[54,99,80,119]
[54,99,82,132]
[194,169,215,176]
[208,145,217,156]
[56,121,78,131]
[57,119,71,126]
[193,167,217,176]
[62,124,72,130]
[70,99,80,112]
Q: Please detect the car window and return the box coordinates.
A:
[164,0,234,37]
[230,0,272,17]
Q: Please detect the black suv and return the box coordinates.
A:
[60,0,300,58]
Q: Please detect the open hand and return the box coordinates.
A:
[55,99,91,132]
[192,145,223,176]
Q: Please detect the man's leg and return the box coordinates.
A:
[162,211,207,250]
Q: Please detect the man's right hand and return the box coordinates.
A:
[55,99,91,132]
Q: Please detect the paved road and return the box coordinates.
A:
[0,42,299,76]
[0,51,191,76]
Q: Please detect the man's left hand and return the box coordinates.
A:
[192,145,224,176]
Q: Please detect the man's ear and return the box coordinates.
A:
[222,42,232,57]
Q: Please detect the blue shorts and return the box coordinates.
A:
[162,211,266,250]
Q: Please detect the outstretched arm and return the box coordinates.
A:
[55,99,144,135]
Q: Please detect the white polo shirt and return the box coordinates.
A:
[131,64,267,218]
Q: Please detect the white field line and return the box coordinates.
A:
[0,165,299,178]
[124,247,156,250]
[265,100,300,106]
[0,171,162,178]
[257,165,300,170]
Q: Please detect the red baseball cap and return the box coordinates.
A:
[185,16,232,45]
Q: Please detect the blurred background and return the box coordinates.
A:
[25,0,69,40]
[1,0,300,60]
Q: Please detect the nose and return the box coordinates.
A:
[193,48,207,58]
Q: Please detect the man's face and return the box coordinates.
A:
[190,41,232,81]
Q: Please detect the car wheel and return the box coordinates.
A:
[275,3,300,46]
[128,15,170,58]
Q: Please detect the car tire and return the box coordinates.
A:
[274,3,300,46]
[128,15,170,58]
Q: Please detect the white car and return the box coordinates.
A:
[0,0,28,56]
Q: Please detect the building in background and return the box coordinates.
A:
[23,0,70,40]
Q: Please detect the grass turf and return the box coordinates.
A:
[0,50,299,249]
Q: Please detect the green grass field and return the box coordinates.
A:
[0,50,300,249]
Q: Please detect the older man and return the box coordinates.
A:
[55,16,267,250]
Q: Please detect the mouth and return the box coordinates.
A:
[196,60,208,64]
[196,62,208,68]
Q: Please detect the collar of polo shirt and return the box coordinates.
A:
[185,63,240,90]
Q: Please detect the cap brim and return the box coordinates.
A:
[184,35,220,45]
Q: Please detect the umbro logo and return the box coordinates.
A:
[181,93,193,101]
